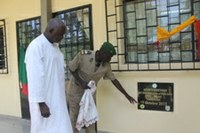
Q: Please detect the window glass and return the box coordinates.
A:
[53,5,93,79]
[0,20,8,73]
[147,10,157,26]
[135,2,145,19]
[105,0,200,70]
[126,12,136,28]
[124,0,199,64]
[0,27,5,69]
[17,18,41,49]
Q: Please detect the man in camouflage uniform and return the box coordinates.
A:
[68,42,137,133]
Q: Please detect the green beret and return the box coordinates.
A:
[100,42,116,56]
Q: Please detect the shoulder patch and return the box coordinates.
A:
[80,50,92,55]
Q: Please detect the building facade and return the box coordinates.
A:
[0,0,200,133]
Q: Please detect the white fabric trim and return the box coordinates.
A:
[76,80,99,131]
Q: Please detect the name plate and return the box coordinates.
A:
[138,82,174,112]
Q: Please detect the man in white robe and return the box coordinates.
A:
[25,18,73,133]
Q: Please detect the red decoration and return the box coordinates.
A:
[22,84,28,95]
[195,20,200,60]
[155,41,160,48]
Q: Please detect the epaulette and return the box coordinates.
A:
[80,49,92,55]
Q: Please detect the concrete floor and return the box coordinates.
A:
[0,115,30,133]
[0,115,111,133]
[4,94,112,133]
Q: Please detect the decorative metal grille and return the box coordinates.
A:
[16,17,41,119]
[53,4,93,79]
[16,17,41,49]
[105,0,200,71]
[0,19,8,74]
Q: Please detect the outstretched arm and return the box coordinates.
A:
[111,79,137,104]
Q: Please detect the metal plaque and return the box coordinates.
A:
[138,82,174,112]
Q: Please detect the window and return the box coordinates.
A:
[16,17,41,77]
[0,19,8,74]
[16,17,41,49]
[16,17,41,119]
[105,0,200,71]
[53,4,93,79]
[16,5,93,80]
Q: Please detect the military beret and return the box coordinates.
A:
[100,42,116,56]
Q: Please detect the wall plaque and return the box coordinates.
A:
[138,82,174,112]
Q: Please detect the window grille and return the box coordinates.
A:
[16,17,41,79]
[105,0,200,71]
[0,19,8,74]
[16,17,41,49]
[53,4,93,79]
[16,5,93,80]
[16,17,41,119]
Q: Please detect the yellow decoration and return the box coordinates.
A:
[157,16,197,41]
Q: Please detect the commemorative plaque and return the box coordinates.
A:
[138,82,174,112]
